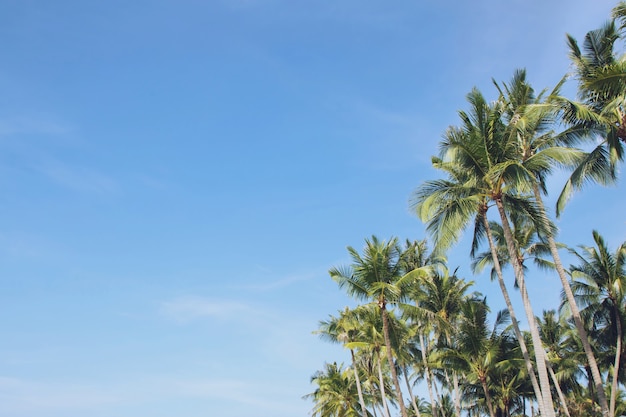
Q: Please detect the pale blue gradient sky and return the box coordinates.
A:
[0,1,624,416]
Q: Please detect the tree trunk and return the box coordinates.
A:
[494,198,556,417]
[480,375,497,417]
[351,349,369,417]
[432,374,446,417]
[376,349,392,417]
[402,365,422,417]
[610,310,622,417]
[452,370,461,417]
[482,215,544,406]
[419,328,438,417]
[443,333,462,417]
[381,306,409,417]
[532,186,610,417]
[546,357,571,417]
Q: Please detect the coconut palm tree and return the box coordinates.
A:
[412,87,556,417]
[494,69,611,417]
[538,309,584,416]
[317,308,371,417]
[330,236,413,417]
[403,268,475,417]
[352,304,399,417]
[434,299,513,417]
[399,239,445,417]
[305,362,364,417]
[417,155,546,413]
[570,231,626,417]
[557,10,626,214]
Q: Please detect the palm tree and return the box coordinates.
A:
[412,87,556,417]
[471,214,550,413]
[538,310,583,416]
[305,362,364,417]
[434,299,513,417]
[418,155,546,413]
[403,268,475,417]
[397,240,444,417]
[330,236,413,417]
[352,304,397,417]
[317,308,371,417]
[391,317,426,417]
[495,69,611,417]
[570,231,626,417]
[557,10,626,213]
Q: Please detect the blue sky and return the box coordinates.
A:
[0,1,625,416]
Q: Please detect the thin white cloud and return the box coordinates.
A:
[36,159,117,194]
[235,271,316,291]
[134,173,172,190]
[158,294,327,368]
[0,117,72,137]
[160,296,259,323]
[0,231,69,261]
[0,376,121,412]
[0,374,305,415]
[330,94,438,171]
[164,377,301,412]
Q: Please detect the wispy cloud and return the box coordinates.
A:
[158,294,326,368]
[0,116,72,137]
[0,376,121,412]
[0,375,305,415]
[163,377,301,412]
[0,232,68,261]
[330,94,438,171]
[235,271,316,291]
[36,159,118,195]
[134,173,172,190]
[160,296,260,323]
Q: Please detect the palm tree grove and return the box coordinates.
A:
[306,3,626,417]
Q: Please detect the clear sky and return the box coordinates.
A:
[0,1,624,416]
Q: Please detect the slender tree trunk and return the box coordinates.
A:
[443,368,452,397]
[494,198,556,417]
[482,215,544,407]
[442,338,462,417]
[376,349,392,417]
[532,186,610,417]
[610,312,622,417]
[480,375,497,417]
[402,366,422,417]
[381,306,409,417]
[546,357,571,417]
[432,375,446,417]
[419,329,438,417]
[351,349,369,417]
[452,370,461,417]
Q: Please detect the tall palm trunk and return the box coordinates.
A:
[376,348,392,417]
[481,214,544,405]
[480,374,497,417]
[402,366,422,417]
[610,312,622,417]
[419,329,438,417]
[546,358,571,417]
[351,349,369,417]
[494,198,556,417]
[443,335,462,417]
[452,370,461,417]
[532,186,610,417]
[381,305,408,417]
